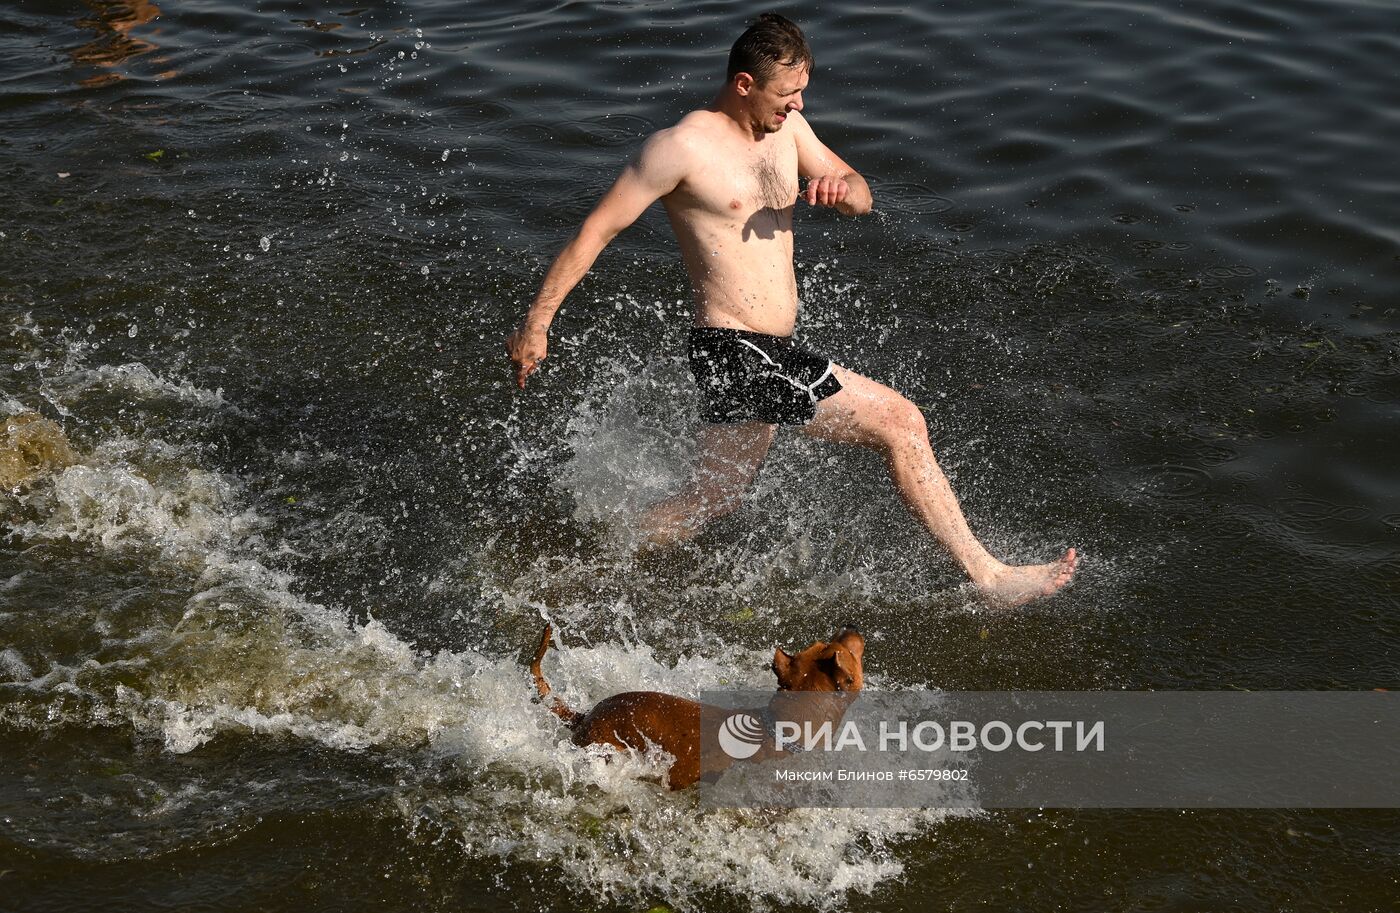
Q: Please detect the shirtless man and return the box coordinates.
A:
[508,13,1076,604]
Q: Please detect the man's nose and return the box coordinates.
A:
[788,93,803,112]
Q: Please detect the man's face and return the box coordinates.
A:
[745,65,808,134]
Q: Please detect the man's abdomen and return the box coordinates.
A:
[683,253,799,336]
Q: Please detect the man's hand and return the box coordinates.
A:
[507,322,548,389]
[803,174,850,208]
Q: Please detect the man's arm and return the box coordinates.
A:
[789,110,872,217]
[508,130,691,388]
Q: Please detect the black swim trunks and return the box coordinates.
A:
[688,327,843,425]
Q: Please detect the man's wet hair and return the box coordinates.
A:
[727,12,813,85]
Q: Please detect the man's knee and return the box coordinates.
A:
[694,481,748,520]
[880,396,928,447]
[701,489,745,519]
[696,462,760,517]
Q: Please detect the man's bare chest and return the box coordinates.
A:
[686,142,799,216]
[744,149,798,211]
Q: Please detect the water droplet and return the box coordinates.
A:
[421,266,430,276]
[128,324,138,338]
[259,236,271,252]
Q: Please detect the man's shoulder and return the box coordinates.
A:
[784,109,817,137]
[633,111,716,176]
[644,110,718,153]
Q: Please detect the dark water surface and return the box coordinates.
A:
[2,1,1397,910]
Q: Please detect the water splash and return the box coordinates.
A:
[0,352,961,909]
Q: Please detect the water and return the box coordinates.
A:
[2,1,1397,910]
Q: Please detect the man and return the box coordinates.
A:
[507,13,1076,604]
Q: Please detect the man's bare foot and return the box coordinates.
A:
[975,548,1077,606]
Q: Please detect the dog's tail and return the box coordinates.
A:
[531,623,580,724]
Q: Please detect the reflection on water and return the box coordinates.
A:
[70,0,164,86]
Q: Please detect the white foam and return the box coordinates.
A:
[103,586,948,909]
[44,362,234,411]
[4,380,955,908]
[18,456,258,568]
[0,647,33,682]
[7,317,236,414]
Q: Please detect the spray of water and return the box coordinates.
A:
[1,327,970,910]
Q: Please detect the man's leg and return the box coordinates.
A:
[805,365,1076,604]
[638,421,776,549]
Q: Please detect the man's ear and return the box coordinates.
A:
[733,72,755,96]
[772,647,793,680]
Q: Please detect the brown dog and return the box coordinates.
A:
[530,623,865,789]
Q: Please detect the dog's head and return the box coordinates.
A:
[770,627,865,692]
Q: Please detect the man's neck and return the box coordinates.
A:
[710,91,766,142]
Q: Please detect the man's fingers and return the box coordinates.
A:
[507,323,548,389]
[515,356,544,389]
[804,177,850,208]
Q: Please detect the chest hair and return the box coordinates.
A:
[750,152,793,211]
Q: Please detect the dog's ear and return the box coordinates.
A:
[816,646,861,691]
[834,628,865,661]
[823,649,856,683]
[833,648,860,683]
[771,647,793,682]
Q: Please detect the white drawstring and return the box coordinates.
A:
[735,337,832,403]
